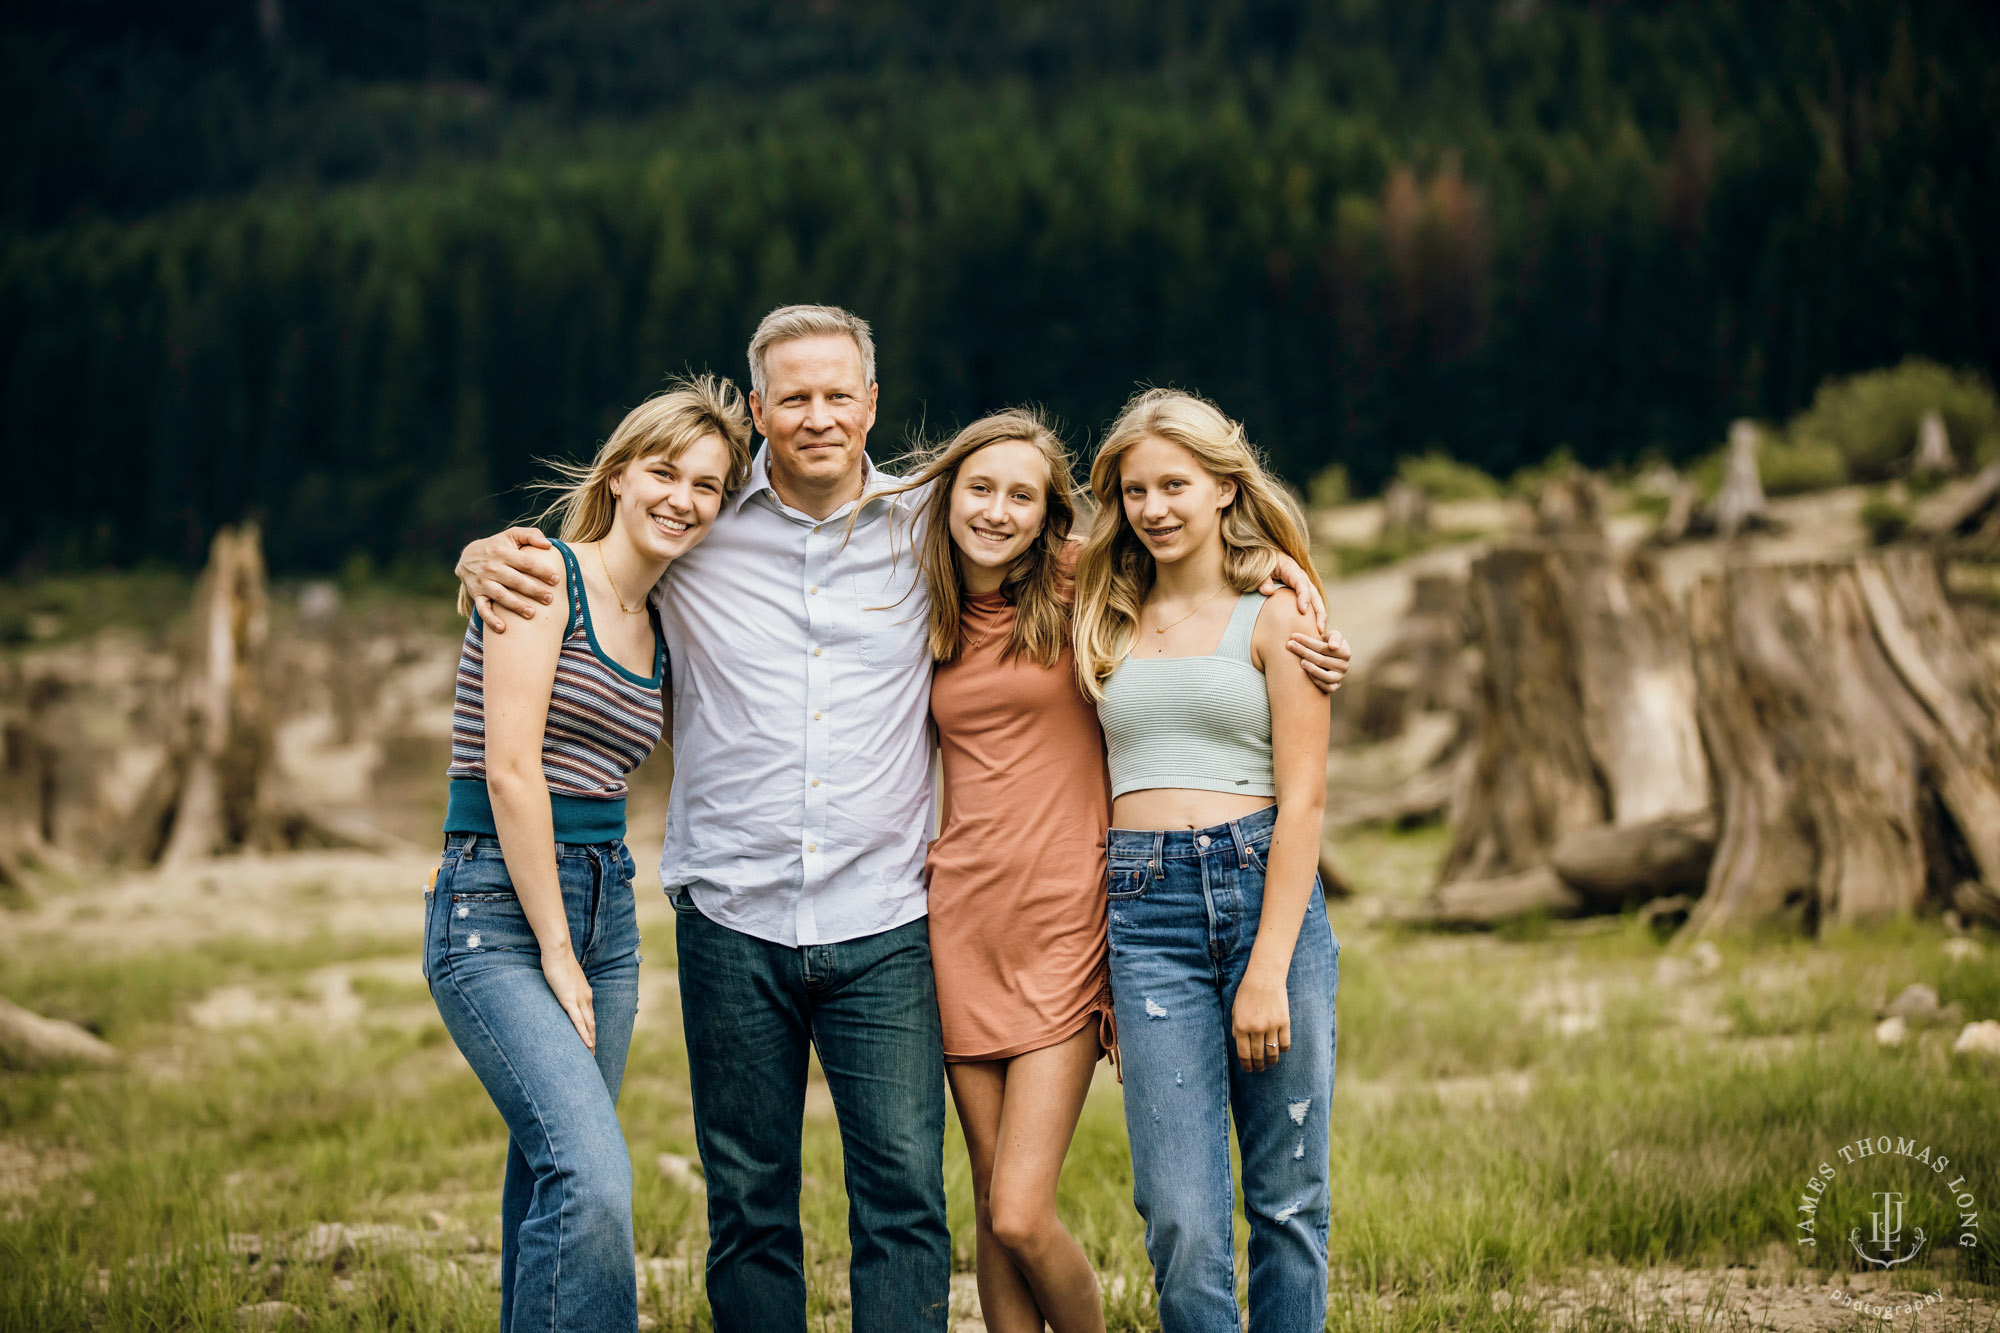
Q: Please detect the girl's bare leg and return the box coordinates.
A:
[949,1026,1106,1333]
[951,1060,1041,1332]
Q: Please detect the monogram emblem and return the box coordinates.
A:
[1849,1190,1927,1268]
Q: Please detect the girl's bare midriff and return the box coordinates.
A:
[1111,789,1274,831]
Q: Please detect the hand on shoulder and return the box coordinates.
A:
[1253,591,1320,670]
[457,526,561,630]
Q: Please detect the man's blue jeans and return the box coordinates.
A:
[425,833,642,1333]
[1107,805,1340,1333]
[670,891,950,1332]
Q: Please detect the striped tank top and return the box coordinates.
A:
[444,539,666,843]
[1096,591,1274,799]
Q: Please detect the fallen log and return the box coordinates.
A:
[1912,459,2000,541]
[1392,866,1585,929]
[0,995,116,1070]
[1551,812,1716,910]
[1328,759,1459,830]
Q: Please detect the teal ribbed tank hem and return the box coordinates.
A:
[443,778,627,844]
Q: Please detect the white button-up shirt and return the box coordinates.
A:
[652,443,935,947]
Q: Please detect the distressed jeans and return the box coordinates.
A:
[670,891,951,1333]
[1107,805,1340,1333]
[425,833,642,1333]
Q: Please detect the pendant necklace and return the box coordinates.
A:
[1149,581,1229,636]
[596,541,647,615]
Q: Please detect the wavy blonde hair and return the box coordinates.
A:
[1073,387,1320,699]
[458,374,754,615]
[859,408,1080,667]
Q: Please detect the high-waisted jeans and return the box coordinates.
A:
[1106,804,1340,1333]
[424,832,642,1333]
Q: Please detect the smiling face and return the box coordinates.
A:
[947,439,1051,591]
[1119,434,1237,567]
[749,333,878,502]
[610,432,733,562]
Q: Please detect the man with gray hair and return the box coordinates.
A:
[457,303,1350,1331]
[462,303,953,1330]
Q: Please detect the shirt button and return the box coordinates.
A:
[811,778,820,787]
[813,646,822,657]
[1197,834,1212,848]
[809,585,818,595]
[813,711,822,720]
[808,842,817,852]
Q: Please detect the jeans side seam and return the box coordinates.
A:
[435,953,569,1331]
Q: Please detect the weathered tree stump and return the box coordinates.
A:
[1911,409,1955,477]
[1397,525,1997,933]
[1712,420,1770,539]
[1346,573,1468,743]
[1686,550,2000,934]
[1436,537,1709,891]
[1653,477,1700,545]
[1380,480,1433,542]
[1533,472,1607,537]
[150,525,279,865]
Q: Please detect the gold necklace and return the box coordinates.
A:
[1149,581,1229,635]
[595,541,647,615]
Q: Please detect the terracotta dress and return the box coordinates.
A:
[926,589,1114,1063]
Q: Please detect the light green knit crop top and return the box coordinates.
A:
[1096,591,1274,799]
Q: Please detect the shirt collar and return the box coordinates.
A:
[729,440,892,520]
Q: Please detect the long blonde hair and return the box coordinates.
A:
[1073,387,1320,699]
[861,408,1080,667]
[458,374,754,615]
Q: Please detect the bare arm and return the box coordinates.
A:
[481,546,597,1050]
[1259,556,1351,695]
[456,527,561,631]
[1259,554,1326,633]
[1232,597,1332,1074]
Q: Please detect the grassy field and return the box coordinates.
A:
[2,824,1997,1331]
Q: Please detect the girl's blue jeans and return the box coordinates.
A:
[424,832,642,1333]
[1106,804,1340,1333]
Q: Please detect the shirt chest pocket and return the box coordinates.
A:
[844,564,927,669]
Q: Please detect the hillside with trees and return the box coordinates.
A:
[4,0,1996,573]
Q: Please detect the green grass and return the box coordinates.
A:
[4,838,1999,1330]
